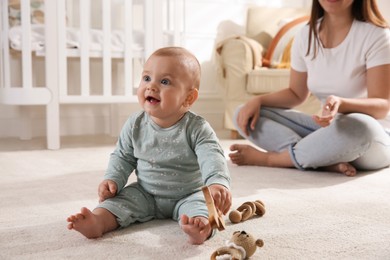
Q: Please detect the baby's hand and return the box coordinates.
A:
[208,184,232,215]
[98,180,117,202]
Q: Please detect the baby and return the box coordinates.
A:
[67,47,232,244]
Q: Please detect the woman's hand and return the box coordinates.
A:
[312,95,340,127]
[208,184,232,215]
[237,96,261,136]
[98,179,117,202]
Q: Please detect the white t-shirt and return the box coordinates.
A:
[291,19,390,129]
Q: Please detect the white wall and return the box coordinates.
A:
[377,0,390,22]
[181,0,311,96]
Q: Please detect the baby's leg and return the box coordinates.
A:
[175,191,213,245]
[180,214,212,245]
[67,207,118,238]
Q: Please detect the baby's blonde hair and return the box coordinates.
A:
[150,47,201,90]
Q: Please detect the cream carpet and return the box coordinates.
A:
[1,136,390,260]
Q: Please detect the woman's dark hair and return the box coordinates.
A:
[306,0,389,58]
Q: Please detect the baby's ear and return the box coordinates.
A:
[185,88,199,107]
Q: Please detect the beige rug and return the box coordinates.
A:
[1,137,390,259]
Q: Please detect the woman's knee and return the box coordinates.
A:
[334,113,379,143]
[342,114,390,170]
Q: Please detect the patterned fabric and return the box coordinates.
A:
[8,0,44,26]
[276,37,294,69]
[104,111,230,199]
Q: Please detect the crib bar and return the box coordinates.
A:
[60,95,138,104]
[80,0,91,96]
[102,0,112,97]
[144,0,153,58]
[45,0,61,149]
[0,0,11,89]
[21,0,33,90]
[0,1,2,89]
[124,0,133,96]
[146,0,164,56]
[58,0,67,97]
[173,0,182,46]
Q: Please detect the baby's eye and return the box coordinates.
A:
[161,79,170,85]
[143,75,151,82]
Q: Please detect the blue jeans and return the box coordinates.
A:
[233,106,390,170]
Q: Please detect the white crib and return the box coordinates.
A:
[0,0,181,149]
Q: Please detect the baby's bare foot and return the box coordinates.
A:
[321,162,357,177]
[67,207,103,238]
[180,215,212,245]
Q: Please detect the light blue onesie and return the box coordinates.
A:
[97,111,230,228]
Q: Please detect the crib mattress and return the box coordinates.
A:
[8,24,144,57]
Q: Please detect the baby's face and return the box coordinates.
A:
[137,54,195,128]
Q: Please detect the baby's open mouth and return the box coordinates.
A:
[146,96,161,104]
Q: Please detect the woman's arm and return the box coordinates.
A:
[237,68,309,135]
[337,64,390,119]
[259,68,310,108]
[314,64,390,127]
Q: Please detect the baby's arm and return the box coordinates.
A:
[103,116,138,191]
[190,116,232,214]
[208,184,232,215]
[98,179,117,202]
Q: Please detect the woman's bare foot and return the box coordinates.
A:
[229,144,293,167]
[180,215,212,245]
[229,144,268,166]
[67,207,117,239]
[321,162,357,177]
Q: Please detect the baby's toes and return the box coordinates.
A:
[198,220,206,228]
[75,213,85,220]
[67,222,74,230]
[67,215,75,222]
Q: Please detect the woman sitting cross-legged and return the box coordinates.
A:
[229,0,390,176]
